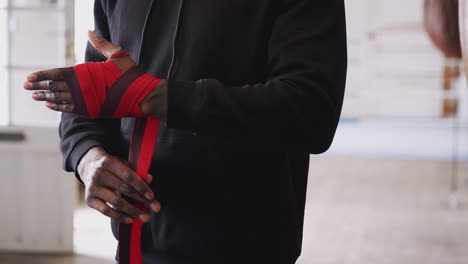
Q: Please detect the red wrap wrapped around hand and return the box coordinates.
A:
[63,52,163,119]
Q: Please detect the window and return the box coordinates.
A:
[74,0,94,64]
[0,7,7,125]
[0,0,72,127]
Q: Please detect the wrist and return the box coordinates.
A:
[140,79,168,120]
[77,146,107,179]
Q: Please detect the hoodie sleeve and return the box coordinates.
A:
[166,0,347,154]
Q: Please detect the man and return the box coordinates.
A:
[24,0,347,263]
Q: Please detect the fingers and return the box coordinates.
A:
[97,156,160,212]
[32,91,73,104]
[94,187,150,222]
[97,170,161,213]
[24,80,70,92]
[82,154,161,223]
[147,174,153,184]
[87,197,134,224]
[24,74,74,114]
[45,102,75,113]
[102,156,155,201]
[88,30,123,59]
[27,67,66,82]
[26,81,74,113]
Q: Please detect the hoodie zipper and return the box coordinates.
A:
[137,0,184,79]
[167,0,184,79]
[136,0,156,65]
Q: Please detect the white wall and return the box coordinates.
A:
[0,127,75,253]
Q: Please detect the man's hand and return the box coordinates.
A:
[78,147,161,223]
[23,30,167,120]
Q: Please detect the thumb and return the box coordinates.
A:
[88,30,123,59]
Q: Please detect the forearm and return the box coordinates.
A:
[166,78,342,153]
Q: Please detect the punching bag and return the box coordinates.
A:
[424,0,462,58]
[460,0,468,79]
[424,0,462,117]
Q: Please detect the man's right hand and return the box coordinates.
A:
[77,147,161,224]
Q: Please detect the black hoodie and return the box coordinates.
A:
[59,0,347,263]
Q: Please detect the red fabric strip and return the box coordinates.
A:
[103,60,124,79]
[118,118,160,264]
[130,220,143,264]
[87,63,106,105]
[73,61,122,118]
[111,75,150,118]
[99,67,145,118]
[62,68,89,117]
[136,118,160,177]
[74,64,100,118]
[118,118,146,264]
[129,118,160,264]
[109,51,130,59]
[130,77,162,117]
[112,74,162,118]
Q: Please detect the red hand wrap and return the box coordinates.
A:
[63,60,162,118]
